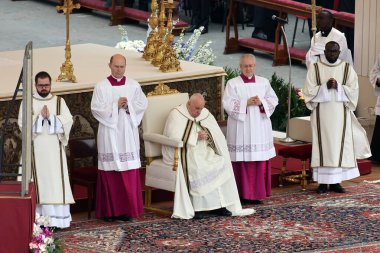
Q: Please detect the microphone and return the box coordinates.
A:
[272,15,288,24]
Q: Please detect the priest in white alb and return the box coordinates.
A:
[18,71,74,228]
[303,41,371,194]
[162,94,255,219]
[91,54,148,221]
[223,54,278,205]
[306,10,353,69]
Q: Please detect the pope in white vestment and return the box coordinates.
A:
[91,54,148,221]
[162,94,255,219]
[303,41,371,193]
[18,71,74,228]
[306,11,353,69]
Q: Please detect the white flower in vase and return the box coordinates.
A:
[115,26,146,53]
[173,26,216,65]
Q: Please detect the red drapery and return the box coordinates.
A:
[0,182,36,253]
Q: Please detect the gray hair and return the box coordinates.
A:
[240,54,256,65]
[189,93,205,104]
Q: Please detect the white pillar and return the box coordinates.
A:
[355,0,379,118]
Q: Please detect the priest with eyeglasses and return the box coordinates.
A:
[18,71,74,228]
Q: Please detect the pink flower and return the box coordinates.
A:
[29,242,39,249]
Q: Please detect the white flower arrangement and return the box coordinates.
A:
[173,26,216,65]
[35,213,52,227]
[115,25,146,53]
[114,25,216,65]
[115,40,146,53]
[29,213,64,253]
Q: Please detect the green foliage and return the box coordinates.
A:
[52,237,65,253]
[221,67,310,132]
[270,73,310,132]
[224,66,241,85]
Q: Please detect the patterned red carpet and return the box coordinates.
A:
[57,183,380,253]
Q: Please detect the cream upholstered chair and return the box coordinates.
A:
[141,83,189,214]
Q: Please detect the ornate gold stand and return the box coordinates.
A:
[56,0,80,83]
[142,0,159,61]
[142,0,181,72]
[147,82,179,96]
[159,3,181,72]
[149,0,166,64]
[279,159,310,191]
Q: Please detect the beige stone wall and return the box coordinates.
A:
[355,0,380,120]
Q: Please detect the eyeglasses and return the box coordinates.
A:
[36,84,51,88]
[241,64,255,68]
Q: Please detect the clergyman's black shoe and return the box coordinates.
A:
[194,212,206,219]
[330,183,346,193]
[211,207,232,217]
[185,25,197,33]
[316,184,328,194]
[201,27,208,34]
[251,31,268,40]
[102,217,115,222]
[116,215,132,221]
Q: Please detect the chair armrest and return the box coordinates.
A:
[143,133,183,148]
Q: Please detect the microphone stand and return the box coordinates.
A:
[278,19,295,143]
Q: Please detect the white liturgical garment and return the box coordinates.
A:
[223,75,278,162]
[303,60,371,183]
[91,77,148,171]
[306,28,353,69]
[163,104,255,219]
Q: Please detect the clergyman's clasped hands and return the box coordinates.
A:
[247,96,262,106]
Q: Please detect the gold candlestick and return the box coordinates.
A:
[159,2,181,72]
[142,0,159,61]
[166,1,173,34]
[56,0,80,83]
[152,1,174,67]
[150,0,166,63]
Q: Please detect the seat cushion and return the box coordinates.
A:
[278,144,312,160]
[79,0,111,11]
[335,12,355,23]
[357,159,371,176]
[123,7,150,21]
[72,166,98,182]
[174,20,189,28]
[145,159,176,192]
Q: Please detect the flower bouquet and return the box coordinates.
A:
[173,26,216,65]
[115,25,146,53]
[29,214,64,253]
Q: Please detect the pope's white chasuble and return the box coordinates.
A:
[163,104,254,219]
